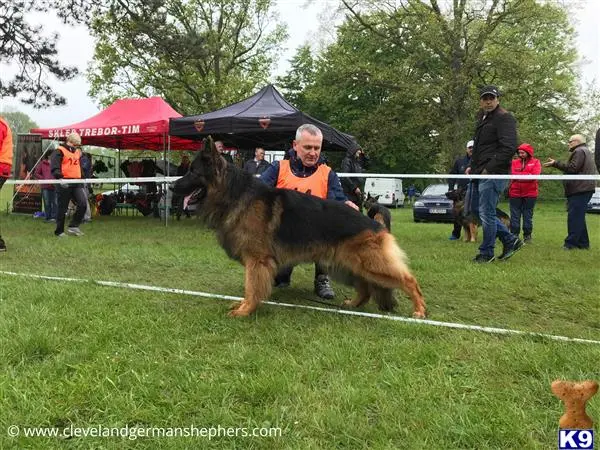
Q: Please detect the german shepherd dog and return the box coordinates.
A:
[446,188,511,242]
[172,138,426,318]
[363,194,391,232]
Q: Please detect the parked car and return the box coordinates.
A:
[412,183,454,223]
[363,177,405,207]
[587,187,600,214]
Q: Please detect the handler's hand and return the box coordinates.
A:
[465,167,471,175]
[543,158,555,167]
[345,200,359,211]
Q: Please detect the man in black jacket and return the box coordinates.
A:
[340,147,367,212]
[467,85,523,263]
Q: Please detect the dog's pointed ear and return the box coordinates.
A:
[374,195,380,201]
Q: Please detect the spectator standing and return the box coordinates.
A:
[544,134,597,250]
[448,140,473,240]
[34,149,58,223]
[214,140,234,164]
[243,147,271,177]
[340,146,367,212]
[468,85,523,263]
[508,143,541,243]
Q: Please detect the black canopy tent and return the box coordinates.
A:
[168,85,359,152]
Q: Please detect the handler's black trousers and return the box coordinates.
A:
[275,263,328,285]
[55,184,87,235]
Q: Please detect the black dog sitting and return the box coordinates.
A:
[363,194,392,232]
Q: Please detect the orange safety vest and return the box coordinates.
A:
[0,117,13,167]
[276,159,331,199]
[58,146,82,179]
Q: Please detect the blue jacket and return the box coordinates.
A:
[260,153,347,202]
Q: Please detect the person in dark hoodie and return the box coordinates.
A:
[340,146,367,212]
[544,134,597,250]
[260,124,358,300]
[50,132,87,237]
[448,140,473,240]
[467,85,523,263]
[508,143,541,243]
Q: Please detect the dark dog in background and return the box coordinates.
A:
[171,137,426,318]
[363,194,392,232]
[445,188,510,242]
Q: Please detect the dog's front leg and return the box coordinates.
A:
[229,257,276,317]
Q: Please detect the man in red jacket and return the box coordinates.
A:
[508,143,541,243]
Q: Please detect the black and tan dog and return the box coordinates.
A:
[363,194,392,232]
[446,188,511,242]
[172,138,426,318]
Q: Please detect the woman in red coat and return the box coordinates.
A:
[508,143,541,242]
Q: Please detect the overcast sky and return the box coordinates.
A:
[0,0,598,128]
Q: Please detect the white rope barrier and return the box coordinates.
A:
[1,270,599,345]
[2,173,599,185]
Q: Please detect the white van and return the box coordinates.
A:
[363,177,405,207]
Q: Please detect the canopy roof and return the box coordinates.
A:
[31,97,198,151]
[169,85,359,152]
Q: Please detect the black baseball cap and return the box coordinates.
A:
[479,85,500,98]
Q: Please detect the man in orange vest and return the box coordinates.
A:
[260,124,359,299]
[50,132,87,237]
[0,115,14,251]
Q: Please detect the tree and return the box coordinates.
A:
[276,45,318,111]
[0,1,78,107]
[308,0,583,172]
[0,109,39,136]
[87,0,287,114]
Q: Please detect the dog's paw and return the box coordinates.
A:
[228,307,251,317]
[412,311,426,319]
[342,298,360,308]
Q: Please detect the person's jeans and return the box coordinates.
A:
[41,188,57,220]
[509,197,537,237]
[55,185,87,235]
[565,191,593,249]
[478,179,515,257]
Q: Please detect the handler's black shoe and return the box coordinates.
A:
[0,238,6,252]
[498,238,524,261]
[472,254,495,263]
[314,275,335,299]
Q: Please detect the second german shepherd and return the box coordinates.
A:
[363,193,392,232]
[446,188,511,242]
[172,138,426,318]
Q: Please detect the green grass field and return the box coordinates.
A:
[1,198,599,449]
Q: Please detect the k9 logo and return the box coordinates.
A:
[558,429,594,449]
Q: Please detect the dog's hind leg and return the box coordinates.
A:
[396,272,426,319]
[229,257,276,317]
[343,278,372,308]
[470,223,477,242]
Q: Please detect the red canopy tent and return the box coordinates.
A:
[30,97,198,151]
